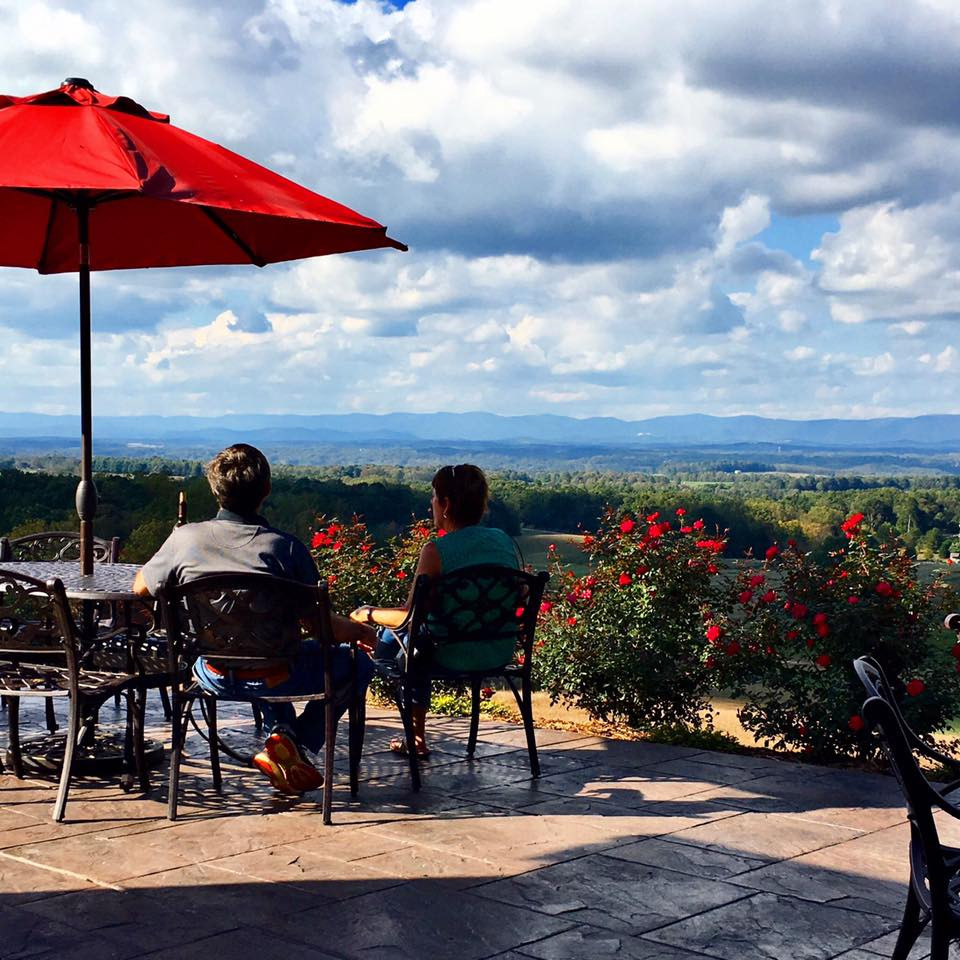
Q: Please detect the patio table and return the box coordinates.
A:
[0,560,165,776]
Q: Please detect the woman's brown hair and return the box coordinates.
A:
[432,464,489,527]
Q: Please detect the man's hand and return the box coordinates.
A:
[132,570,152,597]
[350,605,374,624]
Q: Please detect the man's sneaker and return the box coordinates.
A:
[253,732,323,795]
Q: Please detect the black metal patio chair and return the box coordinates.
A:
[0,569,144,821]
[376,564,549,791]
[0,531,120,564]
[158,573,365,824]
[854,655,960,959]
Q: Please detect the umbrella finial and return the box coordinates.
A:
[63,77,94,91]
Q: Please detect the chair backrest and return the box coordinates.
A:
[407,565,549,673]
[853,656,952,912]
[3,532,120,563]
[158,573,332,669]
[0,568,80,671]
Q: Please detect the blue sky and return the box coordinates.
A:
[1,0,960,421]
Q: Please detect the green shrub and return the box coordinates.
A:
[534,506,722,730]
[709,514,960,761]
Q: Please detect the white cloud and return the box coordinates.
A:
[2,0,960,420]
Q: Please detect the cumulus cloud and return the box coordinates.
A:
[1,0,960,420]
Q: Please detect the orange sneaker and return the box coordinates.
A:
[253,732,323,795]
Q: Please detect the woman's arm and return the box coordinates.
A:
[350,541,441,628]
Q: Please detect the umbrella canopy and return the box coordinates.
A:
[0,78,406,572]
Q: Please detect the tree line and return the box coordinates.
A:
[4,460,960,564]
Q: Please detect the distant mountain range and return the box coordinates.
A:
[1,410,960,450]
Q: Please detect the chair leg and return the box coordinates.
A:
[251,701,264,731]
[397,688,421,792]
[929,919,950,960]
[44,698,58,734]
[322,698,335,826]
[8,697,23,778]
[158,685,172,720]
[133,688,149,793]
[52,697,80,822]
[205,697,221,793]
[113,692,121,710]
[893,882,928,960]
[508,673,540,778]
[167,695,190,821]
[348,693,365,799]
[467,679,481,758]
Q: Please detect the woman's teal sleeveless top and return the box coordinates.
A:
[430,526,520,671]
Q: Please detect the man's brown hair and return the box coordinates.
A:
[432,463,489,527]
[205,444,271,516]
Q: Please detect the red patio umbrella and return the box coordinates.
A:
[0,78,406,572]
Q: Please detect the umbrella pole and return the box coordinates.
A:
[75,200,97,575]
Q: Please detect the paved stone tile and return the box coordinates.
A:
[0,901,138,959]
[728,843,910,919]
[647,891,896,959]
[678,749,808,778]
[510,924,711,958]
[131,927,344,960]
[516,737,704,767]
[640,757,766,786]
[0,852,102,904]
[603,836,766,878]
[198,843,404,899]
[665,810,864,862]
[121,861,330,920]
[18,886,240,954]
[374,759,541,797]
[858,928,930,956]
[369,810,620,872]
[269,881,573,960]
[696,772,907,829]
[476,727,597,749]
[473,854,752,934]
[498,766,728,808]
[4,827,203,883]
[494,749,606,776]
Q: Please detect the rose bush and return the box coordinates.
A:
[534,507,723,730]
[708,514,960,760]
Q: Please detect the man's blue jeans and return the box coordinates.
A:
[193,639,374,754]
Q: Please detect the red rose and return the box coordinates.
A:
[705,656,716,669]
[952,642,960,659]
[311,532,326,549]
[648,523,664,538]
[848,714,864,732]
[583,535,594,546]
[725,640,741,656]
[815,622,829,638]
[749,574,765,587]
[875,581,894,597]
[706,624,722,643]
[738,590,753,605]
[761,590,776,603]
[676,507,686,516]
[786,630,799,641]
[327,574,337,584]
[566,616,577,627]
[619,518,635,534]
[906,679,925,697]
[812,612,827,625]
[847,596,859,604]
[539,601,553,614]
[806,637,816,649]
[331,540,343,552]
[618,572,632,586]
[437,528,447,537]
[635,564,648,575]
[680,525,693,534]
[693,519,705,530]
[707,563,719,574]
[841,512,865,533]
[646,511,660,522]
[361,543,372,552]
[816,654,832,668]
[791,603,808,620]
[396,570,407,580]
[480,687,494,700]
[765,545,780,561]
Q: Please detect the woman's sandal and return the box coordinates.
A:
[389,736,430,759]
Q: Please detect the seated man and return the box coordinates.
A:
[133,443,376,795]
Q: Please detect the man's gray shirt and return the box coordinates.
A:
[140,509,319,594]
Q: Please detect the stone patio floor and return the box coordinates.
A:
[0,697,945,959]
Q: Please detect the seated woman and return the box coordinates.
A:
[350,464,519,758]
